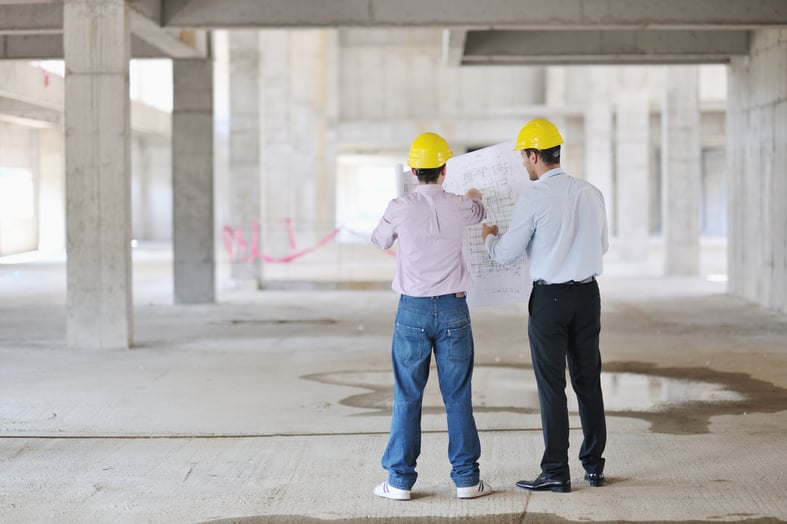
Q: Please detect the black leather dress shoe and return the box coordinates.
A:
[584,472,605,487]
[516,474,571,493]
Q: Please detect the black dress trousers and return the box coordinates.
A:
[527,279,606,480]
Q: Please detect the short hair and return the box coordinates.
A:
[525,145,561,165]
[414,166,443,183]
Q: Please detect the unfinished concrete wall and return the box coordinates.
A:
[338,29,545,150]
[259,30,324,257]
[728,29,787,313]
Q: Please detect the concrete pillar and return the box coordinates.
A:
[38,126,65,254]
[228,30,261,284]
[173,58,215,303]
[728,29,787,312]
[662,66,701,275]
[211,30,231,260]
[316,30,339,236]
[259,31,324,268]
[289,31,322,243]
[64,0,132,349]
[260,31,293,264]
[584,67,614,233]
[616,89,650,262]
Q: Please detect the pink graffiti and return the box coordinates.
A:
[222,221,397,264]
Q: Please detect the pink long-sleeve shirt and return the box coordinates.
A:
[371,184,485,297]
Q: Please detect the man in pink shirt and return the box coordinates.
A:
[371,132,492,501]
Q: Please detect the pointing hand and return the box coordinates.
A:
[482,223,498,241]
[465,188,482,200]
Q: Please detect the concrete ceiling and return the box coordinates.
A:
[1,0,786,63]
[0,0,208,59]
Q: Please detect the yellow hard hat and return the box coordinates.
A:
[408,132,453,169]
[514,118,564,151]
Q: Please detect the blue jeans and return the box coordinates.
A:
[381,293,481,490]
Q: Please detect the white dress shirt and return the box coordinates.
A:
[484,168,608,284]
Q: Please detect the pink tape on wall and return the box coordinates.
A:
[222,222,396,264]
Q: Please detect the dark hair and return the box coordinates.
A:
[525,145,561,165]
[414,166,443,183]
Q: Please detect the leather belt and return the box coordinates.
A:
[534,276,595,286]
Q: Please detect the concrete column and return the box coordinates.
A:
[316,30,339,236]
[64,0,132,349]
[173,58,215,303]
[289,31,322,244]
[228,30,261,284]
[728,29,787,312]
[259,30,328,267]
[38,126,65,254]
[211,30,231,260]
[616,90,650,262]
[584,67,614,233]
[662,66,701,275]
[260,31,293,264]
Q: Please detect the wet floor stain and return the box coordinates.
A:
[303,362,787,435]
[203,513,785,524]
[203,515,517,524]
[215,318,339,326]
[223,318,339,326]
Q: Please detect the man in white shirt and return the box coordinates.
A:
[482,118,609,493]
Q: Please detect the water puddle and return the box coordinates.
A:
[303,362,787,435]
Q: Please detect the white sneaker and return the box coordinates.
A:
[373,481,411,500]
[457,480,493,499]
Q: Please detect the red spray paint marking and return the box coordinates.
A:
[222,222,396,264]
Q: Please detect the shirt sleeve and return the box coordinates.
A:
[484,193,535,265]
[596,188,610,254]
[462,197,485,226]
[371,200,398,249]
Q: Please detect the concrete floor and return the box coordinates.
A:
[1,243,786,523]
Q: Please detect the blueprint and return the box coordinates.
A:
[395,141,533,307]
[394,163,418,197]
[444,141,532,306]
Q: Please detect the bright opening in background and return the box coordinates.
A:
[0,169,34,220]
[31,60,174,112]
[335,156,399,243]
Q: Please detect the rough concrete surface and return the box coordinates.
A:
[1,245,786,523]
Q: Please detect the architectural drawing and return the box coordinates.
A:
[395,142,533,306]
[444,141,533,306]
[394,163,418,197]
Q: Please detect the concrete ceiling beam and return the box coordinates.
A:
[0,3,62,34]
[0,32,207,59]
[462,30,750,65]
[0,2,207,59]
[129,6,209,59]
[161,0,787,29]
[462,55,734,66]
[0,95,61,126]
[0,61,63,110]
[0,33,61,59]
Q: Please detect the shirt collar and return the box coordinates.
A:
[540,167,565,180]
[415,184,445,193]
